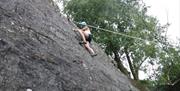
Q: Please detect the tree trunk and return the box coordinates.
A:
[124,47,139,80]
[134,69,139,80]
[113,50,129,76]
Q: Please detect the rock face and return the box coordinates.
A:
[0,0,139,91]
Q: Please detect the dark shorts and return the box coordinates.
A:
[86,34,93,43]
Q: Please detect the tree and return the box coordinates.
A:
[155,43,180,85]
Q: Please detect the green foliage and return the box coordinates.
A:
[155,44,180,85]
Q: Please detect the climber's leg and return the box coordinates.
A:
[84,42,97,57]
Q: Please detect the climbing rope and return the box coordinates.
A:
[74,21,156,44]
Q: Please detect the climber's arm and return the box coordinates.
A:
[73,29,87,43]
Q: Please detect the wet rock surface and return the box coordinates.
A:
[0,0,139,91]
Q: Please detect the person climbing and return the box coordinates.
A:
[73,21,97,57]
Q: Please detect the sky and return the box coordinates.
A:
[139,0,180,80]
[144,0,180,42]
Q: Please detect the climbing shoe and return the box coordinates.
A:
[91,53,97,57]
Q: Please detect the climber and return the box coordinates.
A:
[73,22,97,57]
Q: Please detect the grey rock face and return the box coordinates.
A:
[0,0,139,91]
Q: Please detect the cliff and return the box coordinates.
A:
[0,0,139,91]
